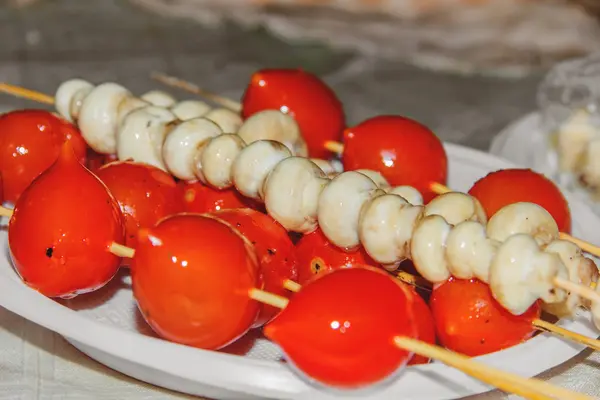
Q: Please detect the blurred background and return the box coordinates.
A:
[1,0,599,150]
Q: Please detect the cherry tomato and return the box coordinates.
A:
[131,214,261,350]
[264,266,417,389]
[179,181,261,213]
[8,142,125,298]
[0,109,87,203]
[86,149,117,173]
[430,278,540,357]
[241,69,345,159]
[211,208,297,327]
[468,168,572,233]
[342,115,447,203]
[407,287,436,365]
[95,161,184,254]
[295,228,378,284]
[219,329,261,356]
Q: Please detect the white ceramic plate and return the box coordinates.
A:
[0,142,598,400]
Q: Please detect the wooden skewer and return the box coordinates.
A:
[150,72,242,113]
[283,276,600,353]
[554,277,600,305]
[0,82,55,105]
[249,288,591,400]
[282,279,301,292]
[0,206,13,218]
[109,243,136,258]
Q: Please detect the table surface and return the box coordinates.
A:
[0,1,598,399]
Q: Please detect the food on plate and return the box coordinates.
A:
[241,68,345,159]
[0,109,87,203]
[341,115,448,203]
[430,277,540,357]
[469,168,572,233]
[264,267,417,388]
[179,180,262,213]
[210,208,297,327]
[131,214,262,350]
[95,160,184,252]
[294,227,378,284]
[2,75,600,399]
[8,142,124,298]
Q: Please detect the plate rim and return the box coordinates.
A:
[0,141,597,400]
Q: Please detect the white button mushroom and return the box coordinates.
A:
[424,192,487,225]
[487,202,559,247]
[264,157,329,233]
[197,134,246,189]
[78,82,134,154]
[232,140,291,200]
[318,171,384,249]
[116,106,178,170]
[204,108,243,133]
[141,90,177,108]
[490,234,568,315]
[55,79,94,122]
[237,110,308,157]
[359,193,423,265]
[162,118,222,181]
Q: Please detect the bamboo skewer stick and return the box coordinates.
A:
[0,82,55,105]
[249,288,592,400]
[150,72,242,113]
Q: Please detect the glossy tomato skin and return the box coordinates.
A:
[241,69,345,159]
[86,149,117,173]
[468,168,572,233]
[131,214,262,350]
[407,287,436,365]
[295,228,379,284]
[342,115,447,203]
[179,181,262,213]
[95,161,184,253]
[0,109,87,203]
[8,142,125,298]
[430,278,540,357]
[211,208,298,327]
[265,266,417,389]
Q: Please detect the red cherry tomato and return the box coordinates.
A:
[86,149,117,173]
[0,110,87,203]
[131,214,261,350]
[468,168,572,234]
[8,142,125,298]
[430,278,540,357]
[295,228,378,284]
[210,208,297,327]
[407,287,436,365]
[264,266,417,389]
[179,181,261,213]
[241,69,345,159]
[342,115,447,203]
[95,161,184,254]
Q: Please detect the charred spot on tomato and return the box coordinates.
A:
[236,222,241,227]
[45,247,54,258]
[267,248,276,256]
[480,338,486,344]
[310,257,326,275]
